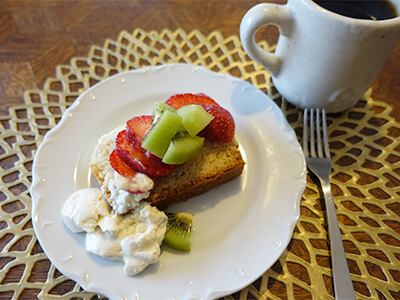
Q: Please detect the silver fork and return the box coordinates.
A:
[303,108,356,300]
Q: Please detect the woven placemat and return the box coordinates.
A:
[1,29,399,299]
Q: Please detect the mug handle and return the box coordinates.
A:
[240,3,292,76]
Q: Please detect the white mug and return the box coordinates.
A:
[240,0,400,112]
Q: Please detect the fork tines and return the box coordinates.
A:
[303,108,330,159]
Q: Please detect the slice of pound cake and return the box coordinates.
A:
[91,93,245,213]
[148,139,244,209]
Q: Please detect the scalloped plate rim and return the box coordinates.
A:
[31,63,306,300]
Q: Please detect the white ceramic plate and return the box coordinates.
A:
[31,63,306,300]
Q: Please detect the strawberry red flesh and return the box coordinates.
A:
[110,150,154,194]
[109,149,138,179]
[165,93,219,109]
[199,104,235,143]
[115,130,175,177]
[126,115,152,151]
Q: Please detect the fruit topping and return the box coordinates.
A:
[199,104,235,143]
[141,110,182,158]
[126,115,152,151]
[163,212,193,252]
[114,93,235,179]
[115,130,175,177]
[109,149,138,178]
[177,104,214,136]
[162,132,205,165]
[152,101,178,124]
[165,93,219,109]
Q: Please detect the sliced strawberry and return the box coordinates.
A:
[165,93,219,109]
[115,130,175,177]
[110,150,155,194]
[126,115,152,151]
[109,149,138,178]
[198,104,235,143]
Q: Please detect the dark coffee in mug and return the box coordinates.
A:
[313,0,399,20]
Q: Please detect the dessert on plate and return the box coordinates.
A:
[61,93,245,275]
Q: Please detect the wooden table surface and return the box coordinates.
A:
[1,1,400,299]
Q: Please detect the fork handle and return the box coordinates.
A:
[321,180,357,300]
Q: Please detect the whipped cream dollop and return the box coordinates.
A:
[61,188,109,233]
[91,127,155,215]
[106,171,154,214]
[62,188,167,276]
[61,127,166,276]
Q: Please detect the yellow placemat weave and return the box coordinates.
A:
[1,29,399,299]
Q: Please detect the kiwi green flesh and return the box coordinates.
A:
[177,104,214,136]
[162,132,204,165]
[164,212,193,252]
[141,110,182,158]
[152,102,177,124]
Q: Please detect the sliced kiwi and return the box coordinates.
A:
[164,212,193,252]
[141,110,182,158]
[162,132,204,165]
[177,104,214,136]
[152,102,177,124]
